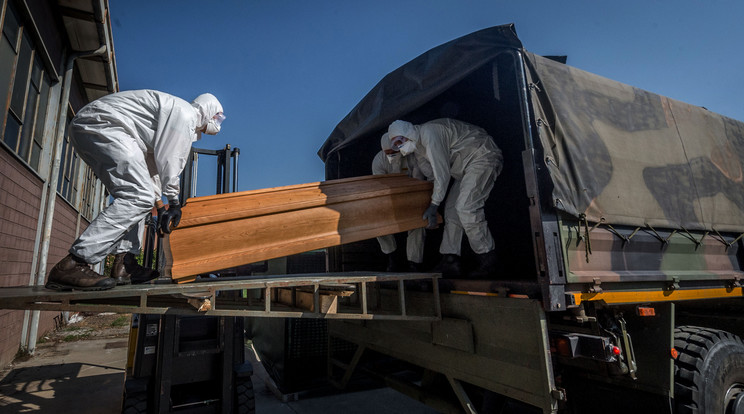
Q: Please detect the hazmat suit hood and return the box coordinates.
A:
[191,93,224,140]
[380,132,391,150]
[388,120,419,142]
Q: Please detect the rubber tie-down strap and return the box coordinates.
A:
[680,227,707,249]
[711,228,732,247]
[578,214,603,263]
[710,229,743,250]
[606,224,641,246]
[732,232,744,245]
[645,223,676,245]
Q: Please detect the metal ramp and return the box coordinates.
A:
[0,272,441,321]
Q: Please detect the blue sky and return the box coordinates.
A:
[110,0,744,197]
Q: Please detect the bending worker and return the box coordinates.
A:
[388,118,502,278]
[371,133,433,272]
[45,90,225,291]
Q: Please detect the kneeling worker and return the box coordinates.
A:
[45,90,225,291]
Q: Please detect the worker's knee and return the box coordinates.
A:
[456,207,485,227]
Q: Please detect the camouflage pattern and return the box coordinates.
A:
[524,51,744,234]
[559,214,743,284]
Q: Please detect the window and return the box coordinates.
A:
[57,115,79,202]
[78,165,98,220]
[0,1,52,172]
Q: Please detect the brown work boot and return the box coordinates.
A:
[46,254,116,291]
[111,252,159,285]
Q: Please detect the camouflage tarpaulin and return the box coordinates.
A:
[524,52,744,233]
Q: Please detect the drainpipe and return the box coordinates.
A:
[26,44,107,355]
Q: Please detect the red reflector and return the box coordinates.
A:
[612,346,621,356]
[637,306,656,317]
[555,338,571,356]
[670,348,679,359]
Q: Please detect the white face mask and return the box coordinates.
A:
[204,119,221,135]
[386,153,401,164]
[204,112,226,135]
[398,140,416,156]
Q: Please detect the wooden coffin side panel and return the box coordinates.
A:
[177,174,429,229]
[164,175,433,282]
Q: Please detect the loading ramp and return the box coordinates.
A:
[0,272,442,321]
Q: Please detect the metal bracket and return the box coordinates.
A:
[667,277,680,291]
[618,317,638,380]
[446,375,478,414]
[551,388,567,401]
[589,278,603,293]
[729,276,742,289]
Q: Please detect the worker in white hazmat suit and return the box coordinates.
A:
[45,90,225,291]
[372,134,432,271]
[388,118,503,278]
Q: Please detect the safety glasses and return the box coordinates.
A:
[213,112,226,126]
[390,135,407,151]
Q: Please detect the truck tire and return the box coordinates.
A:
[235,376,256,414]
[674,326,744,414]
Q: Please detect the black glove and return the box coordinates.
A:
[159,200,182,234]
[423,203,439,230]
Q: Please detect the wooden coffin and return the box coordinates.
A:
[163,174,435,283]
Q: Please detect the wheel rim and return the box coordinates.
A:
[724,382,744,414]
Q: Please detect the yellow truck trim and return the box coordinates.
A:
[569,286,744,306]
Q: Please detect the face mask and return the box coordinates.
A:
[386,153,401,164]
[204,119,221,135]
[204,112,226,135]
[398,140,416,156]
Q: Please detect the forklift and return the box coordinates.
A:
[122,145,255,414]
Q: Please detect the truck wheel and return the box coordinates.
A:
[674,326,744,414]
[235,376,256,414]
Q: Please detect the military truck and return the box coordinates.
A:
[316,24,744,413]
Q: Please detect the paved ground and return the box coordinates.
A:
[0,313,437,413]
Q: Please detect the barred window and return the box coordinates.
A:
[57,114,79,202]
[0,1,52,172]
[78,165,98,220]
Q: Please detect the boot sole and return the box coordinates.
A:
[45,281,116,291]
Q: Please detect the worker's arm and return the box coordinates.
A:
[419,126,450,206]
[152,101,195,202]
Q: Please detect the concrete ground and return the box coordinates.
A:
[0,313,437,413]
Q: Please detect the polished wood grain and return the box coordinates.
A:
[164,174,435,283]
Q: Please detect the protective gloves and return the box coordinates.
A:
[159,200,182,234]
[423,203,439,230]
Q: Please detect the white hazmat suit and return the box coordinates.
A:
[372,134,433,265]
[68,90,223,264]
[388,118,502,257]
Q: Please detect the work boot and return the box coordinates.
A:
[111,252,159,285]
[469,250,499,279]
[433,254,462,278]
[407,261,423,272]
[45,254,116,291]
[386,250,406,272]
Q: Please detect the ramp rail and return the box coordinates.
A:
[0,272,441,321]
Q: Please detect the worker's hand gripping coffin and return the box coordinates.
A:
[163,174,434,283]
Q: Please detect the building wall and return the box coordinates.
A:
[0,147,41,287]
[0,144,42,364]
[0,143,93,365]
[0,0,105,368]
